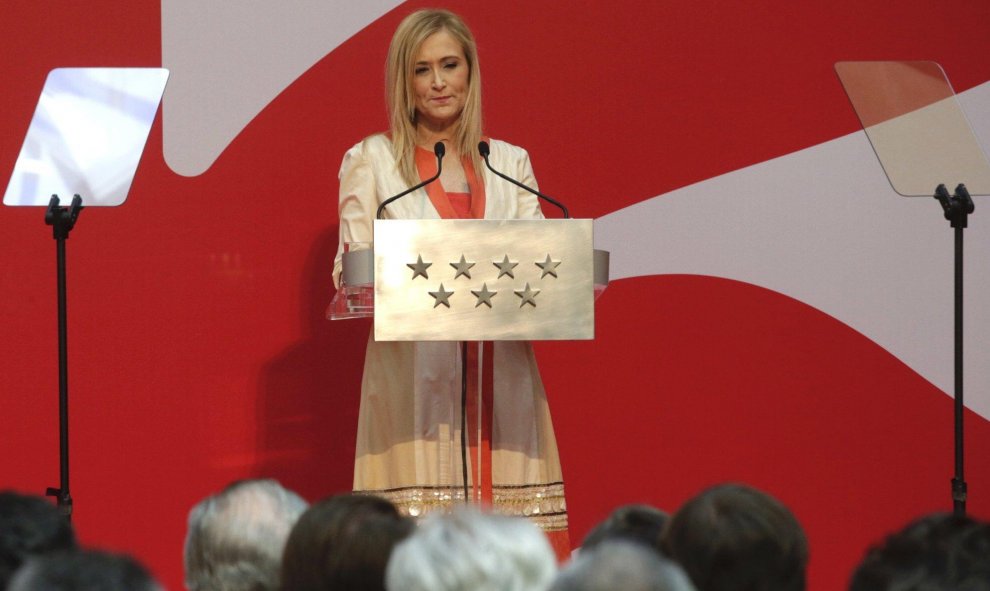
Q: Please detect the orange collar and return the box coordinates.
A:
[415,146,487,219]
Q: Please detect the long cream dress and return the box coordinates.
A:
[332,134,570,555]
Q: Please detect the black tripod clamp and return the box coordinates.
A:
[934,183,974,229]
[44,487,73,518]
[45,194,84,239]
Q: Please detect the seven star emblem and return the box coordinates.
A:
[409,251,565,311]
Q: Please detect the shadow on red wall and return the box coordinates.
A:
[255,226,367,501]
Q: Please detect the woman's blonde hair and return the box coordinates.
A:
[386,9,483,185]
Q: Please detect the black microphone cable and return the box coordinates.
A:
[376,142,446,219]
[478,141,569,218]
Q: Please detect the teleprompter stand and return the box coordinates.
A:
[836,61,990,517]
[933,183,974,516]
[4,68,170,519]
[43,194,83,519]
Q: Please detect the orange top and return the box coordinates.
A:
[446,192,472,219]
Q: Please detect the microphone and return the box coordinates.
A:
[376,142,446,219]
[478,141,569,218]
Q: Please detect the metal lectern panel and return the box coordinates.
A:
[373,219,594,341]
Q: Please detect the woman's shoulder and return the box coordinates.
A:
[346,133,393,156]
[485,137,531,164]
[339,133,395,171]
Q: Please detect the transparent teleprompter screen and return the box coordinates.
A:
[4,68,169,207]
[835,61,990,196]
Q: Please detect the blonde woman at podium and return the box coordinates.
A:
[331,9,571,558]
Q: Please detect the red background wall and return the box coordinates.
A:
[2,2,989,590]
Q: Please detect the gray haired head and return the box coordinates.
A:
[184,479,308,591]
[385,508,557,591]
[551,541,696,591]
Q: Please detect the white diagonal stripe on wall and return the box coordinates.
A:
[597,81,990,420]
[161,0,403,177]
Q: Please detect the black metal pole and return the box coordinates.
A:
[952,224,966,517]
[56,235,72,517]
[934,183,972,517]
[44,194,81,519]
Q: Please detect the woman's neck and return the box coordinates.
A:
[416,124,460,155]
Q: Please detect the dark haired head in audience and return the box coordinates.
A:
[7,549,160,591]
[849,512,990,591]
[661,483,808,591]
[280,493,413,591]
[0,491,77,589]
[385,507,557,591]
[184,479,308,591]
[581,504,668,553]
[551,541,695,591]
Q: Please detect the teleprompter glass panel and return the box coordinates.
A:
[835,61,990,196]
[4,68,169,207]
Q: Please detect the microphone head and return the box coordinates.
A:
[478,141,490,158]
[433,142,446,158]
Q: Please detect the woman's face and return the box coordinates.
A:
[411,29,469,133]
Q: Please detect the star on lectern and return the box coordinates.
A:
[407,255,432,280]
[493,255,519,279]
[471,283,497,308]
[450,255,476,279]
[536,254,561,278]
[429,283,454,308]
[514,283,540,308]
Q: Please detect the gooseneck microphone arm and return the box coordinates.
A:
[478,141,569,218]
[376,142,446,219]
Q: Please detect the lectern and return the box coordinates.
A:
[329,217,609,503]
[330,218,609,337]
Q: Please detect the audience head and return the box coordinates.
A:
[280,493,413,591]
[551,541,695,591]
[8,549,160,591]
[0,490,77,588]
[385,507,557,591]
[662,483,808,591]
[849,512,990,591]
[581,504,668,553]
[184,478,308,591]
